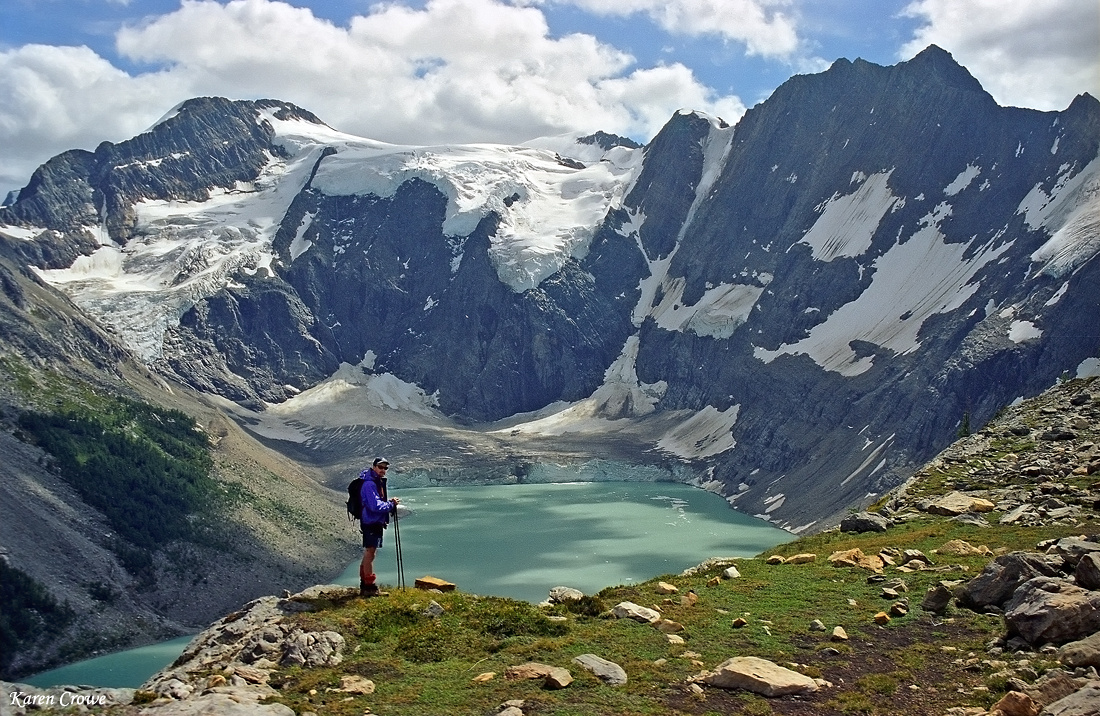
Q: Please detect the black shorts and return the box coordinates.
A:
[361,524,384,549]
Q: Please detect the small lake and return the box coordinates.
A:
[334,481,791,602]
[23,481,791,688]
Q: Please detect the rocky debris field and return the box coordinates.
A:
[883,377,1100,529]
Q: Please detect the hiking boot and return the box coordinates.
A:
[360,582,380,598]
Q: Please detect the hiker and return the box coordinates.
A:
[359,457,400,597]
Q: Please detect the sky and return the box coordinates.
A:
[1,0,1097,200]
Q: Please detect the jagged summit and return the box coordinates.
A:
[1,50,1097,532]
[577,130,642,151]
[897,44,989,95]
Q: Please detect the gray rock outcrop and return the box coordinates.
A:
[698,656,820,697]
[840,511,891,533]
[1058,632,1100,670]
[142,586,352,707]
[1040,684,1100,716]
[1003,577,1100,646]
[573,654,628,686]
[958,552,1066,612]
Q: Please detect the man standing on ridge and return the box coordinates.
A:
[359,457,400,597]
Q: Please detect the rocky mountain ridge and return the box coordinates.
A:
[1,46,1098,531]
[0,242,357,679]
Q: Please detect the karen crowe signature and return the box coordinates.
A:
[9,690,109,707]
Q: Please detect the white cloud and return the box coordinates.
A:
[532,0,800,57]
[901,0,1100,110]
[0,43,185,197]
[0,0,744,197]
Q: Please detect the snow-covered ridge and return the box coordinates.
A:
[268,114,643,292]
[32,109,644,360]
[35,144,320,360]
[1029,152,1100,276]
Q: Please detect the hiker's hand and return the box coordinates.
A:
[391,498,400,505]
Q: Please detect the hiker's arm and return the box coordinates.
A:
[363,481,397,514]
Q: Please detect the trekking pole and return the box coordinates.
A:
[393,511,406,591]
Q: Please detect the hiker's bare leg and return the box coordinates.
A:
[360,547,377,584]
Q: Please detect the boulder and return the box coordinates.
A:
[953,512,990,528]
[991,691,1040,716]
[337,676,375,695]
[1040,684,1100,716]
[1075,554,1100,590]
[655,618,685,633]
[1024,671,1093,709]
[958,552,1066,611]
[506,663,556,680]
[787,553,817,565]
[926,491,996,516]
[611,602,661,623]
[1001,505,1038,525]
[939,539,992,556]
[921,582,956,614]
[700,656,819,696]
[414,575,456,591]
[573,654,628,686]
[548,586,585,602]
[544,667,573,690]
[495,700,527,716]
[1058,632,1100,670]
[828,548,885,572]
[1004,577,1100,645]
[1045,539,1100,568]
[840,511,891,533]
[504,662,572,689]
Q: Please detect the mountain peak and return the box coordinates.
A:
[900,44,988,96]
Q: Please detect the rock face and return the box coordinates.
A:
[1003,577,1100,646]
[958,552,1067,612]
[1041,684,1100,716]
[3,46,1100,531]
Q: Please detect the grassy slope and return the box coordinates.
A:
[0,351,354,677]
[242,377,1098,716]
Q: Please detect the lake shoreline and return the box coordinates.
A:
[22,480,792,689]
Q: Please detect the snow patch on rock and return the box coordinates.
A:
[800,170,899,261]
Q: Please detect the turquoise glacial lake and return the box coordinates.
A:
[24,481,791,688]
[334,481,792,602]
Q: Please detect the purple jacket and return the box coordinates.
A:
[359,468,394,526]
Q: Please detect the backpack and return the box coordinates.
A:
[346,475,365,521]
[347,470,388,522]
